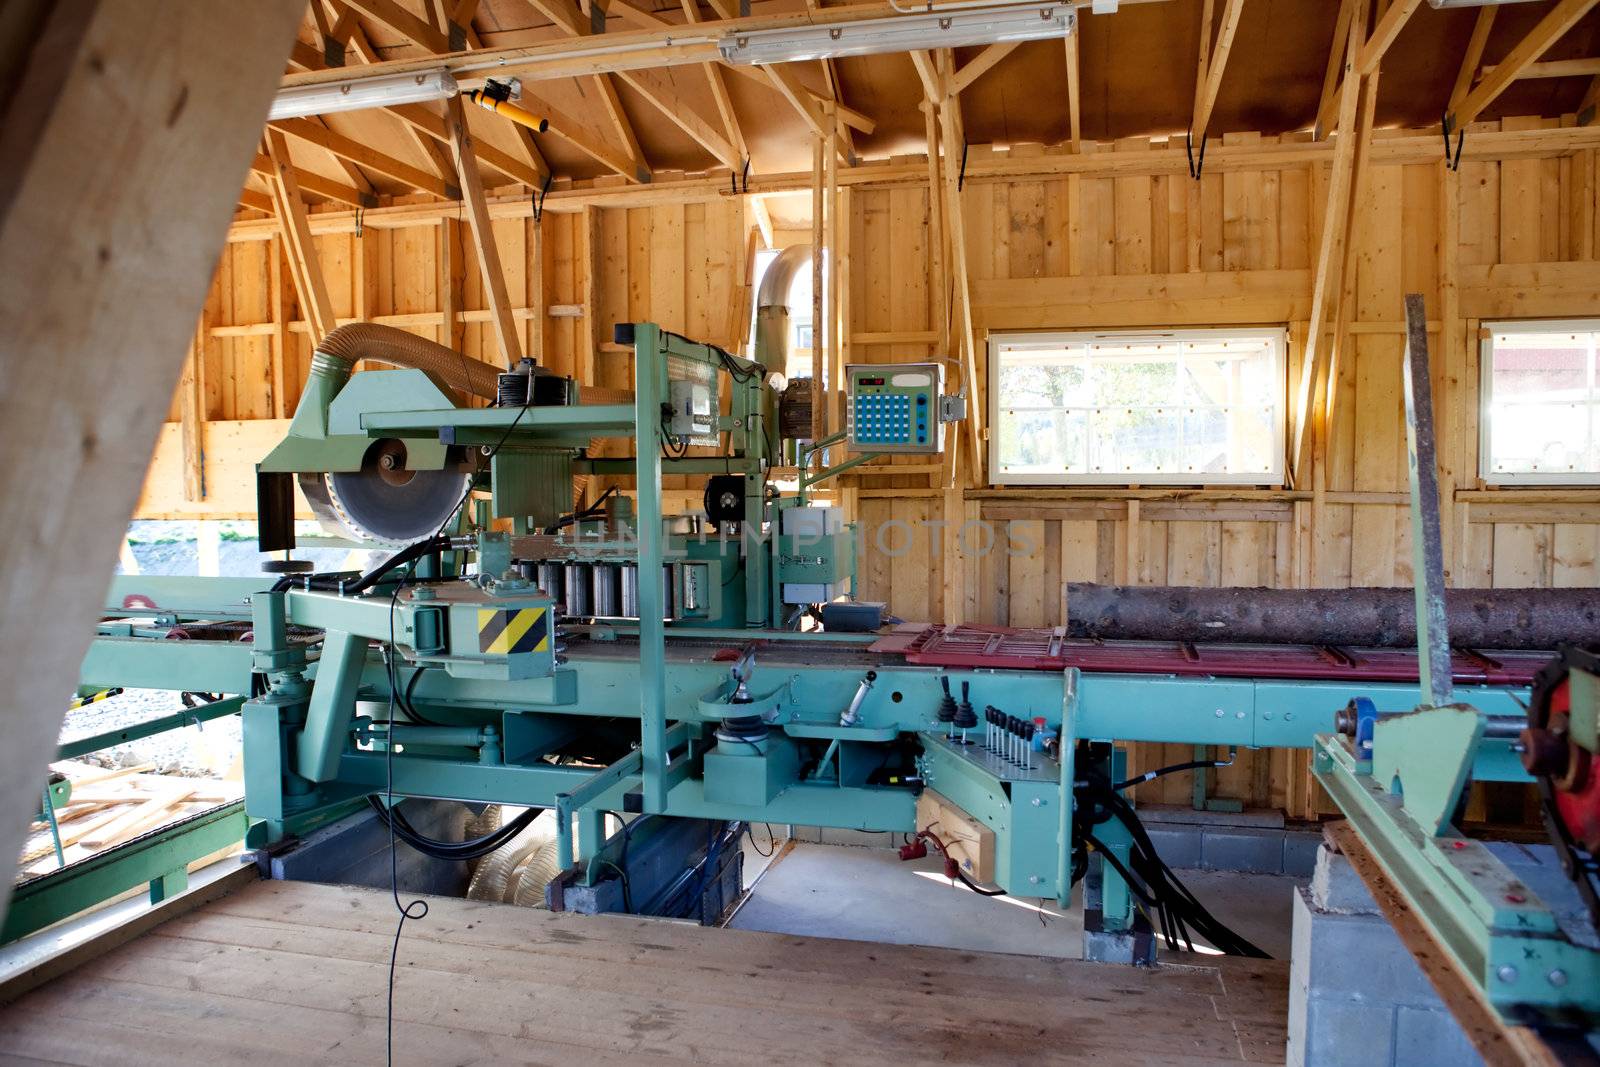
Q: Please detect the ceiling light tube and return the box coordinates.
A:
[269,67,459,121]
[717,5,1074,65]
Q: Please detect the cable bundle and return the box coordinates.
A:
[1072,764,1268,958]
[367,796,541,862]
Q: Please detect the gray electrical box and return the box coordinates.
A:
[668,379,714,438]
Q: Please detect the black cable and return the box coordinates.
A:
[601,860,634,914]
[394,665,444,726]
[1113,759,1230,792]
[368,796,539,860]
[745,822,775,858]
[382,564,426,1067]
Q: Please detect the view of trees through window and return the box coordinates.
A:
[990,328,1285,485]
[1482,322,1600,483]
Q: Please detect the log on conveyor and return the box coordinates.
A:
[1062,584,1600,650]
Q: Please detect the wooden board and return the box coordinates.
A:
[916,787,996,883]
[0,878,1290,1065]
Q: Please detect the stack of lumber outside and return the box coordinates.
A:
[18,760,243,879]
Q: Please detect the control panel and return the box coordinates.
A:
[846,363,944,454]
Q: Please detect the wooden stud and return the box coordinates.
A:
[579,205,601,386]
[340,0,453,53]
[1355,0,1422,78]
[811,130,825,442]
[1064,28,1082,152]
[446,94,523,365]
[1313,0,1357,141]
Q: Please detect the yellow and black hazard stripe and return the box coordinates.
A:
[477,607,549,655]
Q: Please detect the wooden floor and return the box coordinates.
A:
[0,878,1289,1065]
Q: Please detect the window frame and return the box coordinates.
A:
[1478,318,1600,487]
[987,325,1289,487]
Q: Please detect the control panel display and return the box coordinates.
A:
[846,363,943,454]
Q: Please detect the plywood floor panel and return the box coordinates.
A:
[0,879,1288,1065]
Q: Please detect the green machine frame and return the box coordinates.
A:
[53,313,1600,1032]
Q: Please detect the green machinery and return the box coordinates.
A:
[46,299,1600,1036]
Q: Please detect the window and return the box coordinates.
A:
[989,327,1286,485]
[1481,320,1600,484]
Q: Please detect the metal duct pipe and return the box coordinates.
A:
[754,243,812,376]
[1062,584,1600,650]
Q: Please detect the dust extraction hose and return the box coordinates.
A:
[314,322,502,400]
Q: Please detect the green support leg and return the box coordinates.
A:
[149,866,188,904]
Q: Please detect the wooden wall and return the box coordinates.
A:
[143,118,1600,818]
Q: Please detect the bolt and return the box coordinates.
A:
[1284,712,1294,721]
[1031,797,1045,807]
[1497,965,1519,984]
[1548,969,1568,987]
[1235,710,1245,719]
[1214,709,1224,718]
[1028,875,1040,885]
[1263,712,1273,721]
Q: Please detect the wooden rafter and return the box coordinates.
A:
[1450,0,1600,127]
[951,41,1020,96]
[1064,27,1081,151]
[680,0,749,167]
[389,102,546,186]
[445,93,523,365]
[1191,0,1244,142]
[340,0,457,53]
[269,117,459,198]
[249,154,368,207]
[1290,0,1368,481]
[531,95,653,183]
[1482,57,1600,80]
[617,67,740,170]
[1313,0,1356,141]
[1355,0,1421,78]
[265,128,339,342]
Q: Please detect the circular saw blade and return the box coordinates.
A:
[299,443,470,546]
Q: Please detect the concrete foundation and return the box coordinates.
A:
[1287,843,1481,1067]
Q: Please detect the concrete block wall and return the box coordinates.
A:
[1287,844,1483,1067]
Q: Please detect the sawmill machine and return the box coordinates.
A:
[67,290,1600,1038]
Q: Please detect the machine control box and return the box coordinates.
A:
[846,363,943,454]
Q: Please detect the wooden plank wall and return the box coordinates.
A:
[141,120,1600,818]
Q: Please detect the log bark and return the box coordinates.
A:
[1062,584,1600,650]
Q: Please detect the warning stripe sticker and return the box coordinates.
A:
[477,607,549,655]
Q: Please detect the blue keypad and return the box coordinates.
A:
[855,394,914,444]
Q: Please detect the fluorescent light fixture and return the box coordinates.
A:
[718,5,1074,65]
[269,67,458,121]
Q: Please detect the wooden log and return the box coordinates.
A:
[1062,583,1600,650]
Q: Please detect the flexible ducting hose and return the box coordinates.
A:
[315,322,502,400]
[466,810,554,901]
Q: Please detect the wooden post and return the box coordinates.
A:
[445,94,522,366]
[0,0,303,930]
[811,130,825,442]
[823,101,840,436]
[579,205,601,386]
[268,234,288,419]
[439,216,466,353]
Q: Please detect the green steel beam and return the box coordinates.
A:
[2,801,247,944]
[57,697,245,762]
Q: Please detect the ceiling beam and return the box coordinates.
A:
[1313,0,1356,140]
[1355,0,1422,79]
[1482,56,1600,80]
[388,102,547,186]
[951,41,1020,96]
[1449,7,1496,117]
[340,0,458,54]
[249,153,370,207]
[681,0,749,166]
[531,95,654,183]
[1191,0,1245,142]
[1451,0,1600,128]
[1064,27,1081,151]
[445,94,523,365]
[268,117,459,198]
[617,68,740,170]
[1291,0,1367,482]
[265,128,339,341]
